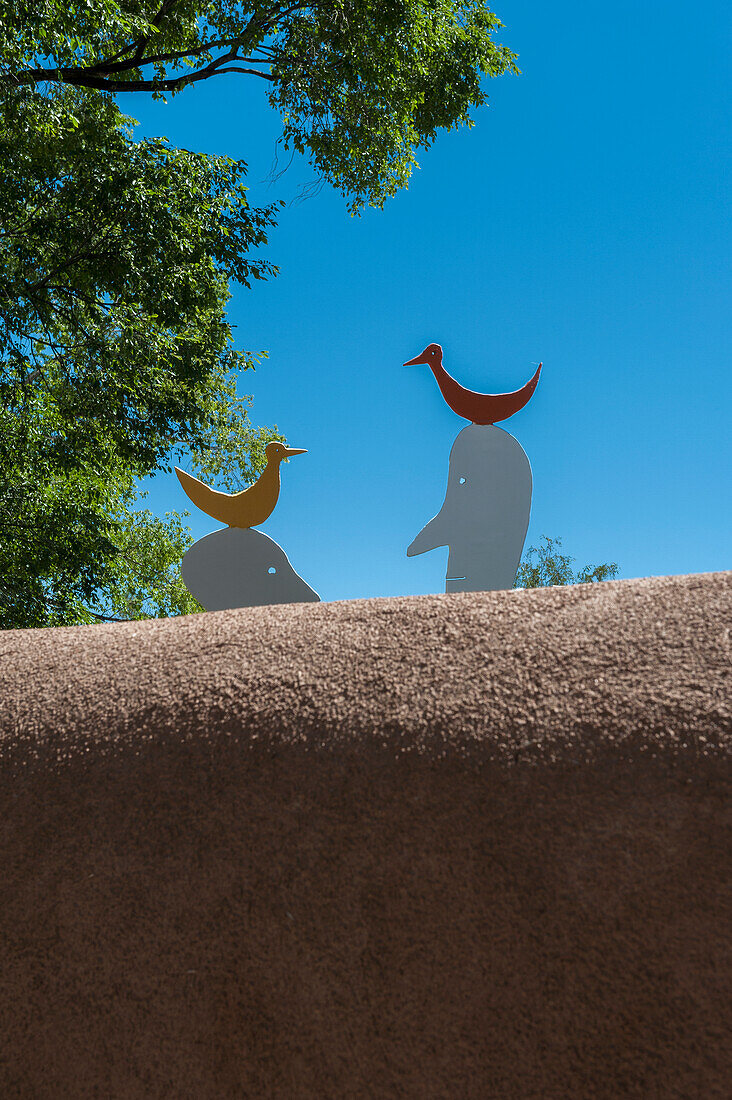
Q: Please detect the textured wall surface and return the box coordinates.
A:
[0,572,730,1099]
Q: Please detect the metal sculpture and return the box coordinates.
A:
[405,344,541,593]
[407,424,532,592]
[404,344,541,425]
[181,528,319,611]
[175,441,307,528]
[176,441,320,611]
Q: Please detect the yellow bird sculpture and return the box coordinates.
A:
[175,441,307,529]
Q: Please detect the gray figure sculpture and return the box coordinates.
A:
[407,424,532,593]
[175,442,320,611]
[181,527,319,612]
[404,344,541,593]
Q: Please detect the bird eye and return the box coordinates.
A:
[268,566,277,574]
[459,476,467,485]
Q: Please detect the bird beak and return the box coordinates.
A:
[403,351,429,366]
[284,447,307,458]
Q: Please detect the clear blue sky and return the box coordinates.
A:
[132,0,731,602]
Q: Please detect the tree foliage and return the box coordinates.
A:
[89,498,204,621]
[0,85,284,628]
[1,0,518,211]
[515,536,619,590]
[0,85,278,464]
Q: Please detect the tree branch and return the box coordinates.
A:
[2,0,319,93]
[2,0,310,91]
[22,235,120,295]
[76,35,251,77]
[102,0,183,67]
[8,52,276,93]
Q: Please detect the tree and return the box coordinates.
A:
[2,1,519,212]
[0,85,283,627]
[1,2,518,628]
[515,536,619,590]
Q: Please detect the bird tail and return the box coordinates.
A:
[174,466,229,521]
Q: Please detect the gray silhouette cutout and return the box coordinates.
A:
[181,527,320,611]
[407,424,532,592]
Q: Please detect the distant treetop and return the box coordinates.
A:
[515,536,619,590]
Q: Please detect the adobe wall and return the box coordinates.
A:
[0,573,729,1098]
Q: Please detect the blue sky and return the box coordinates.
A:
[132,0,731,602]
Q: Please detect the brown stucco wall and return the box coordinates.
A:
[0,572,730,1098]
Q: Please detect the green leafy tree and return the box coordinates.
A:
[3,1,518,212]
[515,536,619,590]
[0,1,518,628]
[0,86,282,627]
[92,499,205,620]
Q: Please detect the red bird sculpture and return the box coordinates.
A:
[404,344,542,425]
